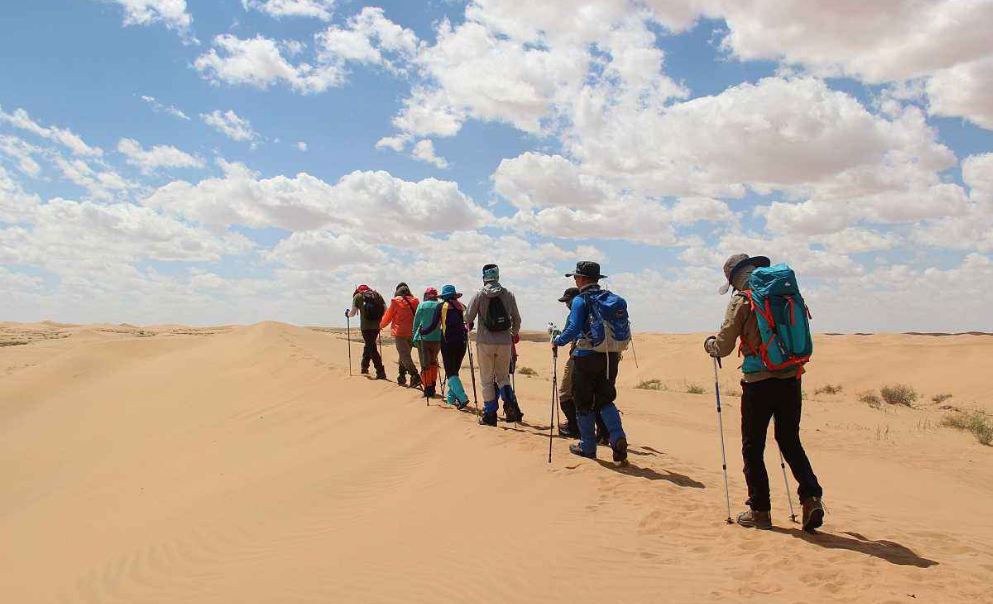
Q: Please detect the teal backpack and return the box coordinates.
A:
[740,264,813,374]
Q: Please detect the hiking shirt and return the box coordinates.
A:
[412,300,442,343]
[380,295,419,338]
[708,292,799,383]
[422,299,468,345]
[464,282,521,345]
[351,291,385,331]
[553,283,602,357]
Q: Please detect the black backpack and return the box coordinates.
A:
[483,295,511,332]
[362,291,385,321]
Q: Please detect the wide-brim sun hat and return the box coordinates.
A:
[565,261,607,279]
[440,284,462,299]
[718,253,771,294]
[424,287,439,300]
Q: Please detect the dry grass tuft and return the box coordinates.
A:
[635,378,666,391]
[815,384,843,395]
[881,384,918,406]
[859,391,883,409]
[942,410,993,446]
[517,366,538,377]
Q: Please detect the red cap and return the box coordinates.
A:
[423,287,439,300]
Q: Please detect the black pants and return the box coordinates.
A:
[571,352,620,413]
[361,329,384,373]
[741,377,823,512]
[441,339,467,378]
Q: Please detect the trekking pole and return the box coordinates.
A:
[549,344,557,463]
[630,332,640,368]
[345,310,353,376]
[712,356,733,524]
[467,339,479,414]
[779,449,798,523]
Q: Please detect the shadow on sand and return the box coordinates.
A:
[594,460,706,488]
[771,528,938,568]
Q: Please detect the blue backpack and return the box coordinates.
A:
[583,289,631,353]
[741,264,813,373]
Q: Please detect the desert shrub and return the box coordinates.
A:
[881,384,918,406]
[517,366,538,377]
[859,391,883,409]
[636,378,666,391]
[815,384,843,395]
[942,410,993,446]
[686,384,705,395]
[932,393,953,404]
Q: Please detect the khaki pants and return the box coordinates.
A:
[559,355,574,403]
[395,337,418,379]
[476,342,512,401]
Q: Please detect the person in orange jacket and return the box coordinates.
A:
[380,282,421,388]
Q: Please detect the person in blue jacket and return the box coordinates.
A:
[552,261,627,462]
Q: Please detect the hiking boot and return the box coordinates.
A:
[397,374,407,387]
[736,509,772,530]
[409,374,422,389]
[360,367,370,375]
[504,406,524,423]
[558,422,579,439]
[375,371,387,380]
[424,385,436,398]
[611,436,628,463]
[455,398,470,411]
[479,412,497,426]
[597,432,610,446]
[569,443,596,459]
[801,497,825,532]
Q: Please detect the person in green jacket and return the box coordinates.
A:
[412,287,443,398]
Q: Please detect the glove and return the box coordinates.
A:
[704,336,719,357]
[344,308,350,317]
[551,329,562,339]
[465,321,474,332]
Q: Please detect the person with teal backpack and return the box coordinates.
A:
[419,284,471,410]
[705,253,825,533]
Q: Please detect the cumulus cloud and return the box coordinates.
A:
[0,106,102,157]
[200,109,260,144]
[194,35,344,93]
[52,156,133,201]
[100,0,194,39]
[927,57,993,130]
[117,137,204,173]
[140,95,190,120]
[0,134,44,177]
[411,139,448,169]
[142,164,491,236]
[316,6,419,72]
[242,0,336,21]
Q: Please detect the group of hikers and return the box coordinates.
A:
[346,256,826,533]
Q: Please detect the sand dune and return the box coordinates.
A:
[1,321,991,603]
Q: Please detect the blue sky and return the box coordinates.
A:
[2,0,992,331]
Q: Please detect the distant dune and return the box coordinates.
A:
[1,321,991,603]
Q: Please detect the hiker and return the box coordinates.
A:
[420,284,470,409]
[412,287,442,398]
[552,261,629,462]
[704,253,825,532]
[465,264,523,426]
[380,282,421,388]
[555,287,580,437]
[348,284,387,379]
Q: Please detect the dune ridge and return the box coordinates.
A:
[1,321,991,603]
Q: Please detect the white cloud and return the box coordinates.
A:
[411,139,448,169]
[0,134,43,177]
[143,165,491,236]
[52,156,133,201]
[0,165,42,223]
[242,0,336,21]
[116,137,204,173]
[671,197,735,224]
[266,231,386,270]
[316,6,419,72]
[493,152,612,210]
[375,135,407,152]
[0,106,102,157]
[200,109,260,143]
[140,95,190,120]
[927,57,993,130]
[296,141,308,152]
[194,35,343,93]
[709,0,993,84]
[100,0,194,39]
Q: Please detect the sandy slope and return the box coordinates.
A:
[1,322,991,603]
